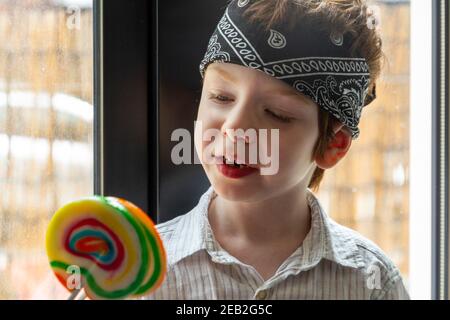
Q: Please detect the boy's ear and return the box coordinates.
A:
[314,120,352,170]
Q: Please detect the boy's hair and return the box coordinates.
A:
[242,0,384,192]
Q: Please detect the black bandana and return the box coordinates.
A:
[199,0,376,139]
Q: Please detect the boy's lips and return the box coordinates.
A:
[216,163,259,179]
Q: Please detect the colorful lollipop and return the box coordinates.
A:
[46,195,166,300]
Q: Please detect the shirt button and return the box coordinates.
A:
[255,290,267,300]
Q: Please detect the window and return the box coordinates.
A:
[306,0,448,300]
[316,0,418,297]
[0,0,93,299]
[0,0,448,300]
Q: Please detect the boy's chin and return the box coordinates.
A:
[209,177,273,203]
[212,182,260,202]
[204,163,275,202]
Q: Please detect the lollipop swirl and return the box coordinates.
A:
[46,196,166,300]
[66,218,125,270]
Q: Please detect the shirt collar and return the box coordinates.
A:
[169,185,365,270]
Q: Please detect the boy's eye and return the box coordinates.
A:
[208,92,294,123]
[265,109,294,123]
[208,93,232,103]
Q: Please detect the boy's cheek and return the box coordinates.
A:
[276,140,311,172]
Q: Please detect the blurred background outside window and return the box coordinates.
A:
[0,0,93,299]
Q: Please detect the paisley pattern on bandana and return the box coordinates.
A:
[199,0,376,139]
[293,76,369,135]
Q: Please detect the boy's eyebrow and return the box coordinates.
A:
[268,87,313,106]
[209,66,238,83]
[269,87,301,98]
[210,65,312,104]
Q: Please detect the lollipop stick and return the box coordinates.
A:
[67,288,87,300]
[67,289,81,300]
[77,290,87,300]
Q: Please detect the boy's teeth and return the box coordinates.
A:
[234,161,247,168]
[222,156,249,168]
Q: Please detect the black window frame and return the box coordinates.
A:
[93,0,158,222]
[432,0,449,301]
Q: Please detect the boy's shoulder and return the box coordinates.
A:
[326,218,409,299]
[154,206,203,264]
[156,208,401,272]
[325,216,402,278]
[156,213,185,235]
[154,186,215,256]
[308,189,402,278]
[155,204,401,272]
[155,210,192,243]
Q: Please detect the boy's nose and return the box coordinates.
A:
[219,99,257,138]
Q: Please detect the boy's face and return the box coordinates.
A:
[194,62,322,202]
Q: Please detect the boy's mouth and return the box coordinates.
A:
[213,154,259,170]
[216,156,260,179]
[223,156,248,169]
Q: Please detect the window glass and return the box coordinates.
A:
[0,0,93,299]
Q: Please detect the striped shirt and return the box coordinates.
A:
[144,186,410,300]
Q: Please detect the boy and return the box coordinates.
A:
[146,0,409,299]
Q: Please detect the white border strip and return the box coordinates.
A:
[409,0,432,300]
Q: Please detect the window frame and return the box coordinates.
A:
[432,0,449,301]
[93,0,158,221]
